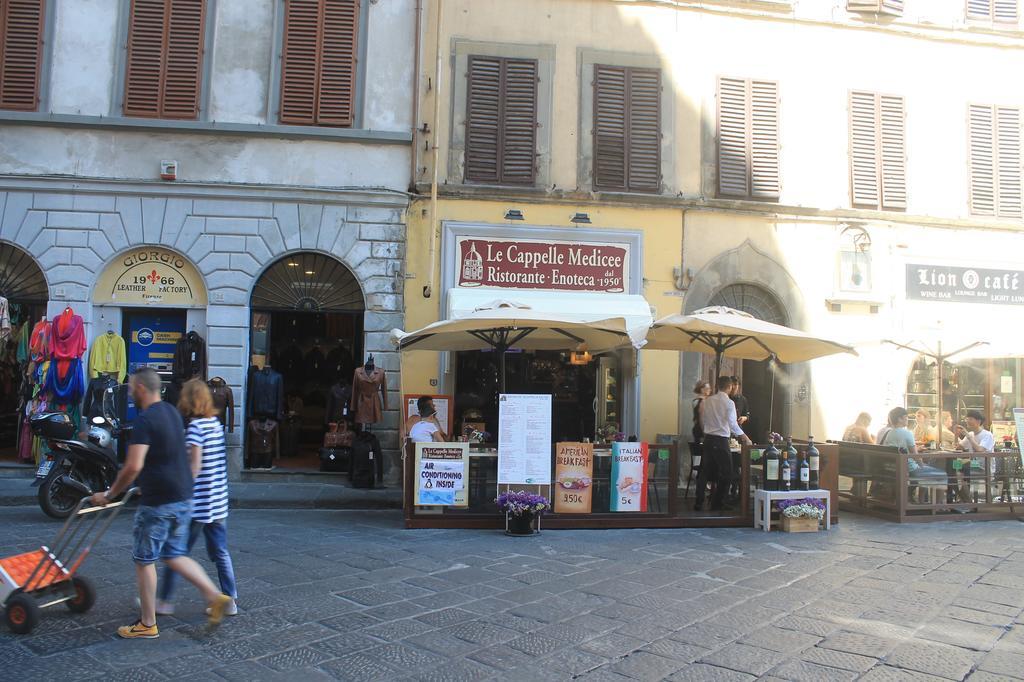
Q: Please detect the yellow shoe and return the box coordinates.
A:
[117,620,159,639]
[207,593,232,629]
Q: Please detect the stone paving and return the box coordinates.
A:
[3,506,1024,681]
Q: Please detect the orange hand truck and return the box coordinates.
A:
[1,488,137,634]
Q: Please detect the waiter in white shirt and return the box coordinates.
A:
[700,376,752,511]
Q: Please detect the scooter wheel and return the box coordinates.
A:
[4,592,40,634]
[66,576,96,614]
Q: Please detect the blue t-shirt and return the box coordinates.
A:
[881,426,916,452]
[131,401,192,507]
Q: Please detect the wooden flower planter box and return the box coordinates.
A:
[781,516,820,533]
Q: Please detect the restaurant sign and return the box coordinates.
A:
[456,237,629,292]
[94,247,207,306]
[906,264,1024,306]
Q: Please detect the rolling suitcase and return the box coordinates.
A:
[319,447,349,473]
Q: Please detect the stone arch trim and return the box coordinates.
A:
[0,239,49,303]
[685,239,805,330]
[707,283,788,326]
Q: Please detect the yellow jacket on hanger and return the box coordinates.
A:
[89,332,127,382]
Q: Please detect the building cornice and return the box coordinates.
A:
[0,175,413,207]
[0,112,412,145]
[413,182,1024,234]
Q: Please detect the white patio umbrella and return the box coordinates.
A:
[391,300,651,392]
[645,306,857,431]
[645,306,858,378]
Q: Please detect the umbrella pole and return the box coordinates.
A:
[936,341,943,438]
[500,343,507,395]
[767,356,776,440]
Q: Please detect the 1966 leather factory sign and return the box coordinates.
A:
[907,264,1024,306]
[456,237,629,292]
[93,247,208,306]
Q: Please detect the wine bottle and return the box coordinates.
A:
[785,437,798,487]
[806,436,820,489]
[781,451,791,491]
[764,440,780,490]
[799,453,810,490]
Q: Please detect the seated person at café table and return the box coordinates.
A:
[842,412,875,444]
[939,411,957,450]
[956,410,994,455]
[409,396,448,443]
[878,407,945,480]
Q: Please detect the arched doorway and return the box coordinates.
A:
[706,283,789,442]
[248,253,366,472]
[0,243,48,463]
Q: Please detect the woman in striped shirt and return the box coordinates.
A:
[155,379,238,616]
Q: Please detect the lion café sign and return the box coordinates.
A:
[457,237,629,293]
[94,247,207,306]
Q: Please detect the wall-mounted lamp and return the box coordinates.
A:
[504,209,524,221]
[569,343,592,365]
[570,212,591,224]
[672,266,693,291]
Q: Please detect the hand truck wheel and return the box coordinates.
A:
[66,576,96,614]
[4,592,40,634]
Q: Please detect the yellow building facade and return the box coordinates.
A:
[404,0,1024,451]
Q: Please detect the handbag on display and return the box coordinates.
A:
[323,421,353,448]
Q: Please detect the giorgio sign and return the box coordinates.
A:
[94,247,207,306]
[907,264,1024,306]
[456,237,629,293]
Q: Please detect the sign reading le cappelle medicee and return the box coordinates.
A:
[457,237,629,293]
[94,247,207,306]
[415,442,468,507]
[907,264,1024,306]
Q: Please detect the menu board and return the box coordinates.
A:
[610,442,648,512]
[554,442,594,513]
[498,394,552,484]
[1013,409,1024,469]
[415,442,469,507]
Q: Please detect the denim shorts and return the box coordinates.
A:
[132,500,193,564]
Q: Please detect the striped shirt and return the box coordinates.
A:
[186,417,229,523]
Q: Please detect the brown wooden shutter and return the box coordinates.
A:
[994,0,1019,22]
[464,56,537,186]
[996,106,1022,217]
[593,65,627,191]
[749,79,780,199]
[848,0,903,14]
[969,104,997,216]
[593,65,660,193]
[0,0,45,111]
[124,0,205,119]
[879,95,906,209]
[465,55,502,184]
[626,67,661,193]
[279,0,359,127]
[850,91,880,207]
[717,77,749,197]
[500,58,538,185]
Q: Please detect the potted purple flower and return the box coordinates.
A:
[496,490,551,536]
[775,497,826,532]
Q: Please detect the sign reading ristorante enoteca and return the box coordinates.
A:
[456,237,629,292]
[94,247,207,306]
[907,264,1024,306]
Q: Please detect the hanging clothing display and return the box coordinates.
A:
[15,319,30,365]
[173,331,206,381]
[0,296,10,341]
[325,382,352,424]
[89,332,127,381]
[28,318,51,363]
[83,375,119,420]
[248,366,284,421]
[247,418,279,469]
[325,345,353,385]
[351,366,387,424]
[43,358,85,405]
[207,377,235,432]
[50,307,86,360]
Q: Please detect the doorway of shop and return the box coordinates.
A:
[0,243,49,464]
[123,308,187,420]
[248,253,365,473]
